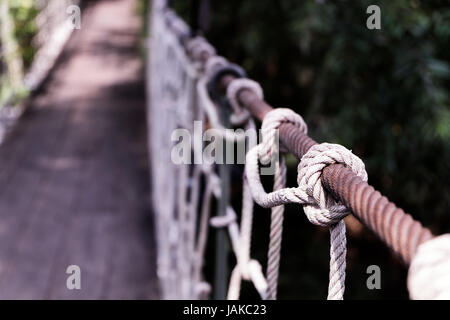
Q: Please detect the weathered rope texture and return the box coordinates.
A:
[246,133,367,299]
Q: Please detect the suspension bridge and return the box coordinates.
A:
[0,0,157,299]
[0,0,448,300]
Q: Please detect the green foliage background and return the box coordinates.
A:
[173,0,450,299]
[0,0,38,108]
[8,0,38,69]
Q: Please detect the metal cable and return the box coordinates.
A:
[165,13,434,265]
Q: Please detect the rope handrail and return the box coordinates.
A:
[149,1,449,299]
[163,8,433,266]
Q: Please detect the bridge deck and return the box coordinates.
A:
[0,0,158,299]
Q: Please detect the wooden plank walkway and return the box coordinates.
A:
[0,0,158,299]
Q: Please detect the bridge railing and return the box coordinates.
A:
[24,0,79,91]
[147,0,449,300]
[0,0,79,141]
[0,0,79,107]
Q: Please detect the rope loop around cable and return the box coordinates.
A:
[226,78,262,126]
[245,122,368,299]
[259,108,307,165]
[296,143,368,227]
[186,36,216,62]
[296,142,367,300]
[204,56,228,80]
[207,63,246,102]
[242,108,307,299]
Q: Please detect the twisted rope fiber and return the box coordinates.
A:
[246,115,367,299]
[258,108,307,300]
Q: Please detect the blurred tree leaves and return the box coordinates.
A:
[8,0,38,69]
[0,0,38,108]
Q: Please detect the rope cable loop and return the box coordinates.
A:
[207,63,246,103]
[186,36,216,62]
[260,108,307,165]
[195,63,249,144]
[245,115,368,300]
[296,143,368,300]
[296,143,368,226]
[243,108,307,300]
[205,56,228,80]
[226,78,263,126]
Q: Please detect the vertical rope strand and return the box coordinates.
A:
[266,158,286,300]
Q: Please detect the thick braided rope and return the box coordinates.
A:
[244,109,306,299]
[246,120,367,299]
[265,158,286,300]
[297,143,367,299]
[408,234,450,299]
[259,109,307,300]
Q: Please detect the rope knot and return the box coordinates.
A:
[295,143,367,300]
[296,143,368,227]
[408,234,450,300]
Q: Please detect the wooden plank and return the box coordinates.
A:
[0,106,88,298]
[46,214,115,299]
